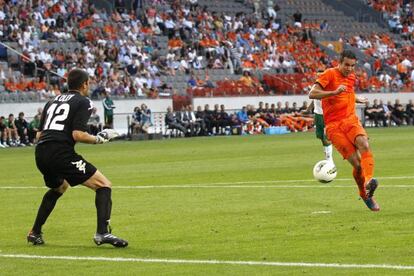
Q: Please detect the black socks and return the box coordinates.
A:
[95,187,112,234]
[32,189,63,234]
[32,187,113,235]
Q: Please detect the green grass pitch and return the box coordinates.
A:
[1,127,414,275]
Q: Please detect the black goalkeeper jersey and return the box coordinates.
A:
[38,91,94,147]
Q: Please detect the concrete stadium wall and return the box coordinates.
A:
[192,92,414,110]
[0,98,173,133]
[1,92,413,134]
[3,92,413,119]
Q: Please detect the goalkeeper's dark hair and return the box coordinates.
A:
[67,69,89,91]
[340,50,357,62]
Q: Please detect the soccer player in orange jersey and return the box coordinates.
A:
[309,50,379,211]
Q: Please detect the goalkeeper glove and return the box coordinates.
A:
[95,129,119,144]
[95,134,109,144]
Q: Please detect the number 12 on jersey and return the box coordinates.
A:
[44,103,70,131]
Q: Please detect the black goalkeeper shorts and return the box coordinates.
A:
[35,142,97,188]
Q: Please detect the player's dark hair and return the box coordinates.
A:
[67,69,89,91]
[340,50,357,62]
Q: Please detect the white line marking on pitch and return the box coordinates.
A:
[0,254,414,270]
[195,175,414,185]
[311,211,332,214]
[2,185,414,189]
[1,175,414,190]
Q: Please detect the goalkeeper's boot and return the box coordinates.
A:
[93,233,128,248]
[363,178,380,211]
[27,230,45,245]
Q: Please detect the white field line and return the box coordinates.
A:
[2,185,414,189]
[311,211,332,214]
[1,175,414,190]
[0,254,414,271]
[168,175,414,186]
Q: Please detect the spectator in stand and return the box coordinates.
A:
[393,99,410,125]
[237,106,250,134]
[371,99,388,127]
[32,76,48,94]
[379,100,391,127]
[239,71,264,93]
[320,20,328,32]
[130,106,142,134]
[217,104,231,135]
[0,116,9,148]
[6,113,22,146]
[175,106,190,135]
[87,107,102,135]
[364,101,380,127]
[5,77,17,93]
[253,0,261,18]
[406,99,414,125]
[102,92,115,128]
[210,104,222,135]
[14,112,30,145]
[293,10,303,28]
[28,114,41,144]
[203,104,214,135]
[140,103,152,134]
[181,105,199,137]
[387,100,402,126]
[187,73,197,88]
[246,105,268,134]
[267,0,279,19]
[282,101,292,114]
[274,101,284,115]
[165,106,187,136]
[299,101,309,112]
[195,105,207,136]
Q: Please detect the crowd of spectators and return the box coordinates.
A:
[364,98,414,127]
[344,32,413,92]
[356,0,414,91]
[163,101,315,137]
[366,0,413,40]
[0,0,412,102]
[162,97,414,139]
[0,0,176,98]
[0,108,41,148]
[130,103,153,134]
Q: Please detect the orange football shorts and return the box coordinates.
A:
[325,115,368,160]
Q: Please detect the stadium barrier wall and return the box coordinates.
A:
[1,98,173,134]
[1,93,413,134]
[192,93,414,110]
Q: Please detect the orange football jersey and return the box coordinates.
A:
[316,67,357,124]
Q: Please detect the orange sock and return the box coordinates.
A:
[353,168,366,198]
[360,151,374,184]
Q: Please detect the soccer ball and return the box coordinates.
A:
[313,160,337,183]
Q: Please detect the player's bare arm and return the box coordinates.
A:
[301,100,314,115]
[356,96,368,103]
[72,130,102,144]
[309,83,346,99]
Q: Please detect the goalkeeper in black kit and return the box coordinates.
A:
[27,69,128,247]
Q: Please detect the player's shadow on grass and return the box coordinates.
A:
[46,243,158,254]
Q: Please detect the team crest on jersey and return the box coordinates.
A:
[72,160,86,174]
